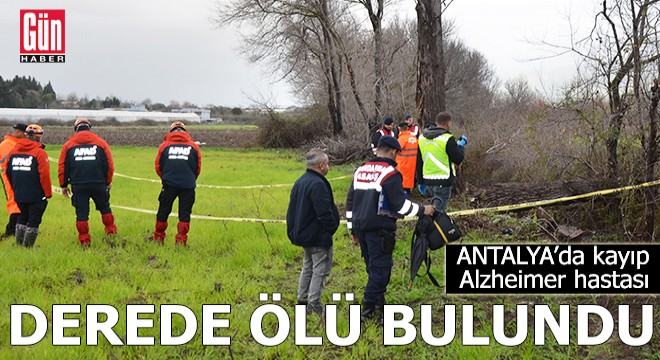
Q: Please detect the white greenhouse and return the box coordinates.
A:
[0,108,201,123]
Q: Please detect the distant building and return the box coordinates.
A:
[127,104,148,112]
[172,108,211,122]
[0,108,201,123]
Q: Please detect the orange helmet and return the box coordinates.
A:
[74,118,91,132]
[25,124,44,141]
[170,121,186,132]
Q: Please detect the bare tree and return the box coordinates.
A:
[415,0,448,128]
[444,38,497,123]
[503,77,535,109]
[213,0,347,135]
[566,0,660,238]
[644,79,660,240]
[214,0,496,149]
[380,19,417,116]
[571,0,660,179]
[347,0,386,130]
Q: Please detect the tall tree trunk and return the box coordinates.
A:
[320,0,344,135]
[363,0,385,132]
[344,53,371,137]
[371,21,384,131]
[605,83,625,180]
[644,80,660,240]
[415,0,445,129]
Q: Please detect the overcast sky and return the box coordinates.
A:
[0,0,593,108]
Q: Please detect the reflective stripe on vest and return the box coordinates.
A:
[418,133,454,180]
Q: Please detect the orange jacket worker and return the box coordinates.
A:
[396,122,418,192]
[0,123,27,239]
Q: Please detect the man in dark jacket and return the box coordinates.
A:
[370,117,395,155]
[149,121,202,246]
[286,149,339,315]
[3,124,51,248]
[346,136,434,323]
[416,112,467,212]
[58,119,117,248]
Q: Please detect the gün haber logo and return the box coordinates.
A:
[20,9,65,63]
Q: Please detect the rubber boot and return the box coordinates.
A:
[15,224,27,246]
[101,212,117,235]
[375,299,385,326]
[76,221,91,248]
[1,213,19,239]
[175,221,189,246]
[151,220,168,244]
[23,227,39,248]
[360,302,377,323]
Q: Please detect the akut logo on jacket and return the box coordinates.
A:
[12,156,33,171]
[168,146,191,160]
[74,146,97,161]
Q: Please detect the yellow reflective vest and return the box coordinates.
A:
[418,132,455,182]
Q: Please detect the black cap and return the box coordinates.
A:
[383,117,394,125]
[378,135,402,151]
[404,114,413,120]
[12,123,27,132]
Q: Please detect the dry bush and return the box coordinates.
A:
[257,109,331,148]
[132,119,160,127]
[306,137,371,165]
[459,100,608,186]
[94,118,122,127]
[37,118,72,127]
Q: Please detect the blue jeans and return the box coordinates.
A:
[429,185,452,212]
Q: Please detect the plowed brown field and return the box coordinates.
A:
[42,126,257,147]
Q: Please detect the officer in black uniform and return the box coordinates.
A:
[346,135,434,323]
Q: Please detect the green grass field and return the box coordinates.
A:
[0,146,656,359]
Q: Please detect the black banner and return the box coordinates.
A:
[446,244,660,294]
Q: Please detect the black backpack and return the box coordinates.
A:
[420,197,462,250]
[408,198,462,289]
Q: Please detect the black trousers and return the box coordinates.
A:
[156,185,195,222]
[356,230,394,305]
[71,184,112,221]
[17,200,48,228]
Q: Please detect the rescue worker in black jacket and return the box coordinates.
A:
[149,121,202,246]
[286,149,339,315]
[3,125,51,248]
[58,119,117,248]
[346,136,434,323]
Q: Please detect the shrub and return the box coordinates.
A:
[306,137,370,165]
[37,118,70,127]
[257,109,330,148]
[97,117,122,126]
[132,119,160,127]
